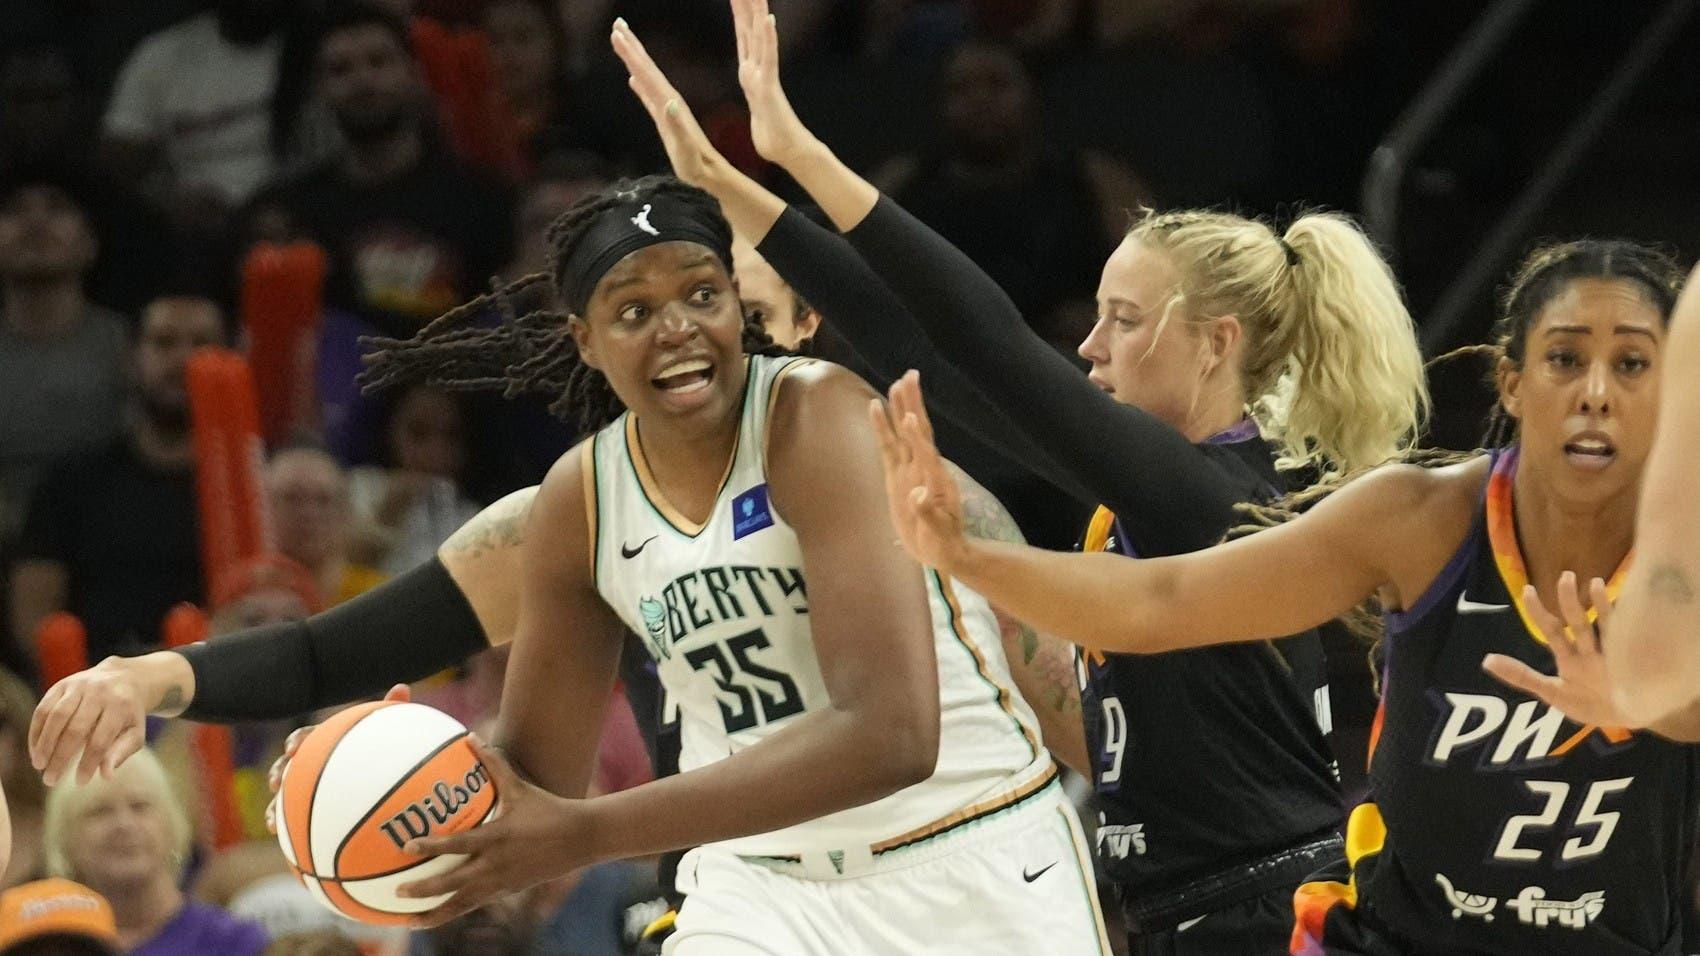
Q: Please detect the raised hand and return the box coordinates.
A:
[265,683,412,834]
[395,736,586,927]
[609,18,729,188]
[1483,573,1636,728]
[731,0,816,167]
[869,372,969,573]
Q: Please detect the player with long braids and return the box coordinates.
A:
[37,174,1110,954]
[613,4,1426,949]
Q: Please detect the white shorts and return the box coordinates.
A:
[665,781,1112,955]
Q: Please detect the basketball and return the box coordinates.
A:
[275,701,500,925]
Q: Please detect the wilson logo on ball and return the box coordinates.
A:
[378,764,492,849]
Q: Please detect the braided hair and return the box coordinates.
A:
[360,175,787,434]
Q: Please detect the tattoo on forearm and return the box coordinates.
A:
[1648,564,1696,605]
[950,463,1025,547]
[442,489,536,559]
[157,686,185,714]
[950,463,1082,718]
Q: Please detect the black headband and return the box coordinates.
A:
[559,195,733,314]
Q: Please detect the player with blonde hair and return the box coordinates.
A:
[608,2,1428,947]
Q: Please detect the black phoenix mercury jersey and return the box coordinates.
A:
[1293,447,1700,956]
[1079,423,1345,914]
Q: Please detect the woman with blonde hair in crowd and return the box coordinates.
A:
[609,4,1427,948]
[44,746,268,955]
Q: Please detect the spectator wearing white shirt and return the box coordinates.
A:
[100,0,288,232]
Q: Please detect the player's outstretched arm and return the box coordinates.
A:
[874,373,1459,655]
[1605,262,1700,726]
[28,488,535,786]
[949,463,1088,775]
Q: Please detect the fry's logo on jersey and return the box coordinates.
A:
[636,565,808,656]
[1427,692,1633,768]
[1097,823,1147,860]
[1435,872,1605,930]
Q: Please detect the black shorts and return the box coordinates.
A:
[1129,883,1296,956]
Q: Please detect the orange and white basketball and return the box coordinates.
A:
[276,701,499,925]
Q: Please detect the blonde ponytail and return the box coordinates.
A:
[1128,208,1426,479]
[1269,213,1428,476]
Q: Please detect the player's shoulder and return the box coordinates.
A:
[771,356,875,399]
[1333,453,1490,523]
[766,358,878,433]
[529,436,600,529]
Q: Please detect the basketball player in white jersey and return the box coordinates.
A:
[345,174,1110,954]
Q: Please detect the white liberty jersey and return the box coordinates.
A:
[588,355,1053,861]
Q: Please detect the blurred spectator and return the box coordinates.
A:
[0,877,121,956]
[227,873,404,956]
[262,930,364,956]
[100,0,292,235]
[529,858,661,956]
[209,553,322,636]
[348,386,483,576]
[0,176,129,540]
[408,893,532,956]
[488,153,610,484]
[242,2,513,339]
[43,747,268,955]
[0,46,178,316]
[505,153,612,281]
[266,448,386,607]
[0,670,45,888]
[482,0,576,173]
[969,0,1082,52]
[0,46,93,176]
[10,296,222,667]
[875,37,1150,352]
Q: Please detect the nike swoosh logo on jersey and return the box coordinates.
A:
[1456,592,1511,614]
[622,536,659,559]
[1022,861,1057,883]
[1176,915,1210,933]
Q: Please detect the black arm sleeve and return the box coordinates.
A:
[178,557,488,721]
[756,207,1097,507]
[844,196,1246,556]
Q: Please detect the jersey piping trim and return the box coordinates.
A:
[932,571,1042,761]
[1058,803,1116,953]
[583,440,600,581]
[1485,445,1631,646]
[621,357,756,539]
[869,762,1059,855]
[760,356,819,475]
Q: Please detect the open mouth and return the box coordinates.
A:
[651,358,715,396]
[1563,434,1616,471]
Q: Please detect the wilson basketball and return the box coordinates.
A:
[276,701,499,924]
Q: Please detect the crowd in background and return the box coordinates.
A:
[0,0,1695,953]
